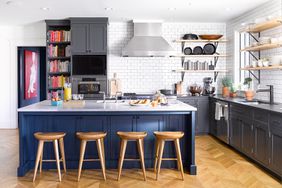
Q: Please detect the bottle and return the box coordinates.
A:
[109,73,121,97]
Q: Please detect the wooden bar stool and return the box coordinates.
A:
[117,131,147,181]
[76,132,107,181]
[154,131,185,181]
[33,132,66,182]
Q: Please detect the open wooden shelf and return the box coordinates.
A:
[241,43,282,51]
[172,54,228,58]
[241,17,282,33]
[172,69,228,73]
[241,65,282,71]
[174,39,228,43]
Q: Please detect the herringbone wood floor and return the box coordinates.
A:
[0,129,281,188]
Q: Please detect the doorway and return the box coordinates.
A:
[18,47,46,108]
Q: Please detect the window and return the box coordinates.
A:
[234,31,251,84]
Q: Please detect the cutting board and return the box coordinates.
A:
[63,100,86,107]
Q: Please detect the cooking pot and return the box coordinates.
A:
[183,33,198,40]
[159,89,174,95]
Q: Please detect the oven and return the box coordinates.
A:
[78,81,100,94]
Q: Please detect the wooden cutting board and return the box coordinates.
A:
[63,100,86,107]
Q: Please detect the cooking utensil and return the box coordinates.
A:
[189,85,202,96]
[203,43,216,54]
[198,34,223,40]
[159,89,173,95]
[193,46,203,55]
[183,33,198,40]
[183,47,192,55]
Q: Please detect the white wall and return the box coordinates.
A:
[227,0,282,102]
[108,22,227,93]
[0,21,45,129]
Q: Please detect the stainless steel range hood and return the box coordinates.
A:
[122,21,175,57]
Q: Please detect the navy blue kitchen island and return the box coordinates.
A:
[17,100,197,177]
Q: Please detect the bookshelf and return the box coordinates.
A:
[45,20,71,99]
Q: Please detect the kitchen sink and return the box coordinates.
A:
[96,100,126,104]
[239,100,277,105]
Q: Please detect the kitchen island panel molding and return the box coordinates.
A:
[17,111,196,177]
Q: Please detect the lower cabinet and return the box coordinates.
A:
[269,114,282,176]
[253,120,269,165]
[179,96,209,135]
[209,98,217,136]
[230,115,242,150]
[241,117,254,157]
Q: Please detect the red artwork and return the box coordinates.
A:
[24,50,38,99]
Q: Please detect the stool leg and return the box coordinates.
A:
[101,138,105,165]
[156,140,165,180]
[77,140,87,182]
[59,138,67,173]
[53,139,62,182]
[33,140,44,182]
[97,138,107,181]
[117,139,127,181]
[137,139,146,181]
[174,139,184,181]
[154,138,160,172]
[39,142,44,173]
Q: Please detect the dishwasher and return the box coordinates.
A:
[215,101,229,144]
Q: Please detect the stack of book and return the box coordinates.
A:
[47,30,71,42]
[48,60,70,73]
[48,76,70,88]
[48,45,70,57]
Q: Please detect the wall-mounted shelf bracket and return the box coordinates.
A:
[248,70,261,84]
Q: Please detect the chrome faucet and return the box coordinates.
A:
[99,91,106,103]
[256,85,274,104]
[115,92,123,103]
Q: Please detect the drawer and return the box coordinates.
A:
[254,109,269,123]
[230,103,253,117]
[269,114,282,137]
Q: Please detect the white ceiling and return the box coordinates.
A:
[0,0,271,25]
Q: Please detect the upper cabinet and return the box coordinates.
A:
[70,18,108,55]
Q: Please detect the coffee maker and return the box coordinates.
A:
[202,77,215,96]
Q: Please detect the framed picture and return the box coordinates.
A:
[24,50,38,99]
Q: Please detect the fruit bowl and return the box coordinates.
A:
[198,34,223,40]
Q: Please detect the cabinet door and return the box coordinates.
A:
[135,115,163,165]
[198,97,209,134]
[241,117,254,157]
[181,99,199,134]
[269,114,282,175]
[76,116,107,160]
[109,116,135,162]
[71,23,88,54]
[230,115,242,150]
[88,23,107,54]
[253,120,269,165]
[209,99,217,136]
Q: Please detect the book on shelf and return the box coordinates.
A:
[48,45,71,57]
[48,75,70,89]
[48,60,70,73]
[47,30,71,42]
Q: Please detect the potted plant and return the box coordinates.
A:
[243,77,255,101]
[222,77,232,97]
[229,83,238,98]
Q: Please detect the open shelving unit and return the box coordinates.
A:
[240,17,282,83]
[45,20,71,99]
[172,38,228,81]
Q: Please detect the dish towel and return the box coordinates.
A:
[215,102,222,120]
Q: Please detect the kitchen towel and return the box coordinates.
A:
[215,102,222,120]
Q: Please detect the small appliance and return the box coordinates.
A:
[202,77,215,96]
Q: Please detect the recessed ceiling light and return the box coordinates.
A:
[168,8,176,11]
[6,0,23,6]
[40,7,50,11]
[104,7,113,11]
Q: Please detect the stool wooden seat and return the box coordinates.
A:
[153,131,185,181]
[76,132,107,181]
[33,132,66,182]
[117,131,147,181]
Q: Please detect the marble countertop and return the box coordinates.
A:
[17,100,197,112]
